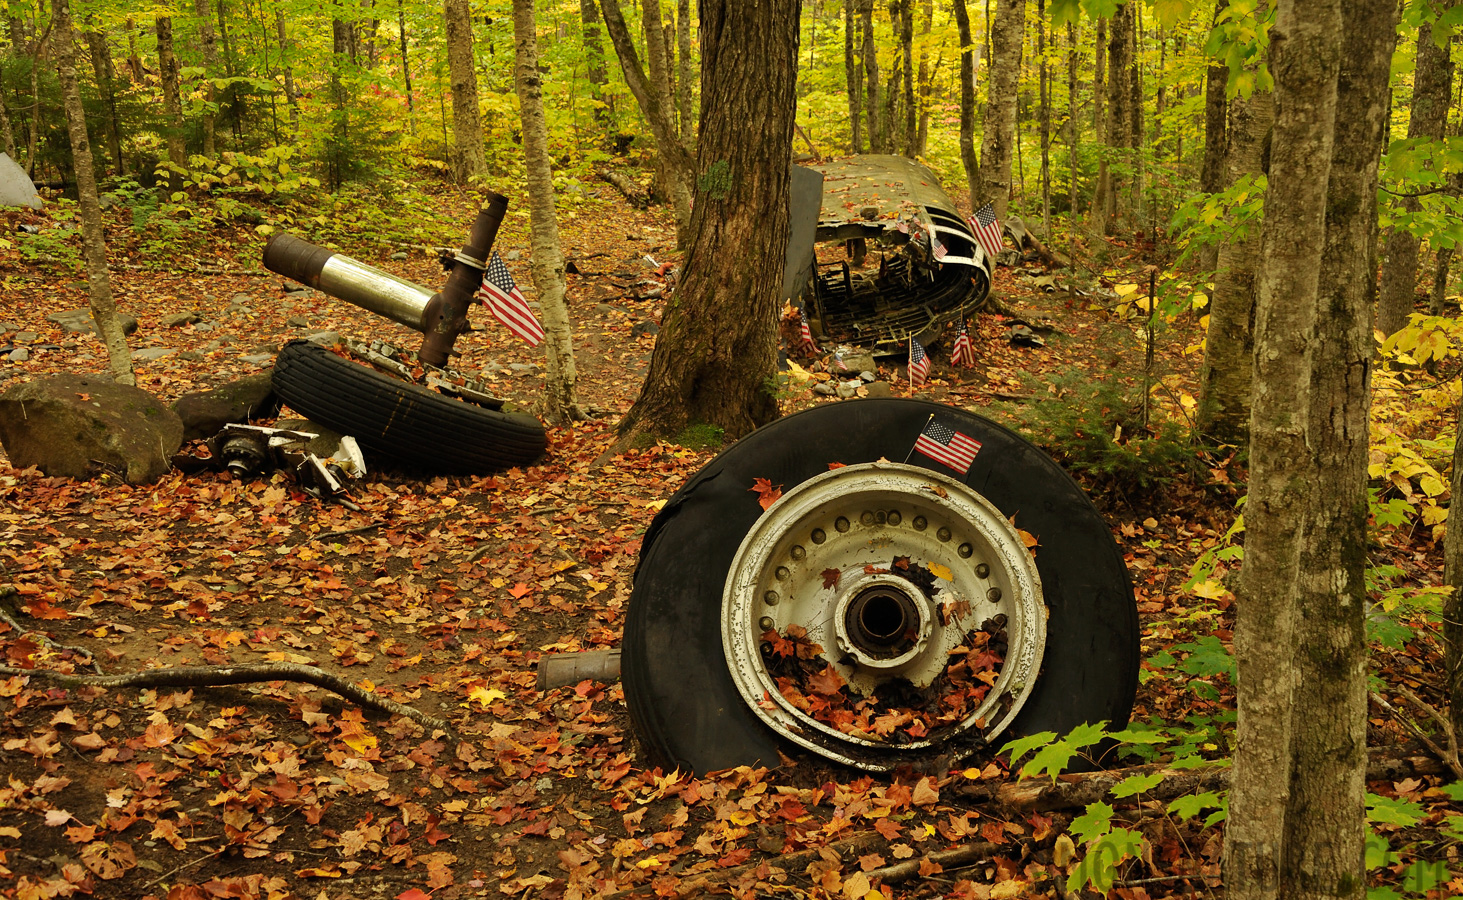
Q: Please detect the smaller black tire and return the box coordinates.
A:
[271,340,547,474]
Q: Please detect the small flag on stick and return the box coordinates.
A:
[799,310,819,353]
[969,203,1004,261]
[950,322,975,368]
[914,420,982,474]
[476,251,545,346]
[908,337,930,386]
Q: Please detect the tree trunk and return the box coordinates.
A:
[898,0,915,156]
[1091,16,1105,134]
[397,0,414,132]
[641,0,682,210]
[511,0,582,427]
[1195,89,1273,445]
[125,18,143,81]
[860,0,882,153]
[579,0,609,128]
[444,0,487,182]
[976,0,1024,218]
[1092,2,1132,234]
[953,0,977,207]
[1197,0,1229,272]
[1432,246,1453,316]
[846,0,863,153]
[194,0,221,157]
[600,0,693,245]
[1066,21,1078,223]
[52,0,133,387]
[915,0,932,155]
[1281,1,1391,894]
[1037,0,1049,236]
[676,0,693,138]
[276,9,300,133]
[617,0,802,444]
[156,16,186,169]
[1228,0,1345,894]
[1376,20,1454,336]
[82,28,121,174]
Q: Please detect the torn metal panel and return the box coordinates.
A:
[796,155,992,355]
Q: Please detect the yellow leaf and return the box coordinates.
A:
[1191,580,1230,600]
[927,563,953,582]
[1420,475,1446,498]
[635,857,662,869]
[1114,283,1139,297]
[645,499,667,511]
[342,733,376,754]
[467,684,505,706]
[843,872,872,900]
[990,880,1027,900]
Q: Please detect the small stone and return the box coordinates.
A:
[508,363,540,376]
[161,311,202,328]
[0,322,17,332]
[860,370,876,382]
[389,251,408,260]
[812,382,836,396]
[14,331,37,343]
[8,348,29,362]
[231,293,253,304]
[241,353,275,366]
[864,381,892,398]
[133,348,176,362]
[287,316,310,328]
[194,322,214,332]
[282,283,309,294]
[177,351,204,362]
[526,301,541,311]
[205,341,221,350]
[303,331,340,347]
[630,321,660,338]
[506,250,522,261]
[835,380,859,399]
[47,308,139,336]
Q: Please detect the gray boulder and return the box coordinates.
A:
[46,308,140,336]
[0,153,41,209]
[0,375,182,483]
[172,373,282,441]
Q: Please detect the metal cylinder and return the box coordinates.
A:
[263,233,437,333]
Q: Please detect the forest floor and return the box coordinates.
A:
[0,181,1453,900]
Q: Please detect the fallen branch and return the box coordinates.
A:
[597,167,650,209]
[606,830,888,899]
[1372,689,1463,780]
[0,586,102,674]
[0,662,451,735]
[863,841,1001,885]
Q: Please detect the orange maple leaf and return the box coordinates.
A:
[807,665,846,696]
[749,478,783,510]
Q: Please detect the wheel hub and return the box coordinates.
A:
[721,461,1046,770]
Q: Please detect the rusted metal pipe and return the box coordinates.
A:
[420,193,509,367]
[263,233,437,332]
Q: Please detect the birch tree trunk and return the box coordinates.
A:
[676,0,693,137]
[511,0,582,426]
[916,0,931,155]
[1195,88,1272,445]
[897,0,915,156]
[976,0,1024,218]
[1228,0,1344,893]
[617,0,802,444]
[83,28,121,174]
[276,9,300,133]
[53,0,133,387]
[1376,20,1453,336]
[194,0,221,158]
[156,16,187,169]
[1282,0,1391,892]
[1037,0,1049,236]
[579,0,609,128]
[1197,0,1229,272]
[397,0,414,132]
[846,0,863,153]
[444,0,487,182]
[953,0,977,208]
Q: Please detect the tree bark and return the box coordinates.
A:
[953,0,977,208]
[276,9,300,133]
[1432,245,1454,316]
[81,28,121,174]
[976,0,1024,218]
[156,16,187,169]
[1376,20,1454,336]
[1195,89,1273,445]
[617,0,802,444]
[1066,21,1078,223]
[1092,2,1132,234]
[916,0,932,155]
[676,0,693,137]
[860,0,882,153]
[1196,0,1230,273]
[641,0,682,211]
[600,0,693,245]
[194,0,221,157]
[1281,1,1391,895]
[397,0,414,132]
[444,0,487,182]
[1228,0,1346,894]
[1037,0,1050,236]
[511,0,582,427]
[897,0,916,156]
[579,0,610,128]
[846,0,864,153]
[52,0,133,387]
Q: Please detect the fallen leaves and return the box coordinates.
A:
[750,477,783,510]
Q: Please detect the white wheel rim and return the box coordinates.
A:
[721,461,1046,770]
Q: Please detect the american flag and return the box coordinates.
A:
[799,310,819,353]
[969,203,1004,261]
[476,251,544,346]
[950,322,974,368]
[908,337,930,386]
[933,235,947,261]
[914,420,982,474]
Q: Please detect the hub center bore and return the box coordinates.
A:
[843,584,923,660]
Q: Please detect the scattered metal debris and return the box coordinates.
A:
[205,423,365,509]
